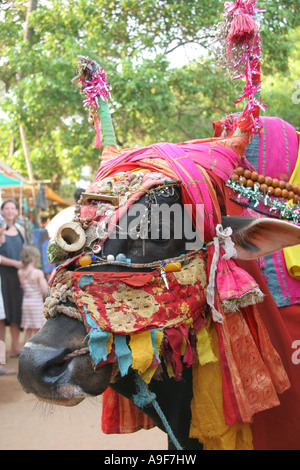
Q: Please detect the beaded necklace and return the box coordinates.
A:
[228,166,300,223]
[74,248,204,290]
[74,248,202,270]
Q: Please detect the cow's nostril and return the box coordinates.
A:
[43,360,70,380]
[18,344,72,392]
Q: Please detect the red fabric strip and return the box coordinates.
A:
[164,328,184,379]
[214,321,243,425]
[73,270,154,287]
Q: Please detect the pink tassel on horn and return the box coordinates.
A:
[226,12,259,58]
[215,1,266,139]
[73,56,111,149]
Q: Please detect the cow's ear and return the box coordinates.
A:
[221,215,300,260]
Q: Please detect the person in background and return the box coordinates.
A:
[18,246,48,343]
[0,199,25,358]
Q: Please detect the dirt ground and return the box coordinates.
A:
[0,330,167,450]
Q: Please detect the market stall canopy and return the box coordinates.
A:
[0,173,22,186]
[0,162,25,206]
[0,184,69,207]
[0,160,28,183]
[0,160,69,209]
[0,167,69,208]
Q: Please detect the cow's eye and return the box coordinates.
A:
[151,223,171,242]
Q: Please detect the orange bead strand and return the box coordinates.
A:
[231,167,300,204]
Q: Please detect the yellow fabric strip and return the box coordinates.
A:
[140,366,158,384]
[190,322,253,450]
[283,246,300,279]
[140,330,164,384]
[154,329,164,356]
[287,132,300,184]
[283,132,300,279]
[106,333,114,355]
[166,362,175,378]
[129,330,154,375]
[196,318,218,366]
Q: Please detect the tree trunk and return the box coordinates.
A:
[19,0,39,214]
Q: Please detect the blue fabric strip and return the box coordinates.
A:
[84,308,111,365]
[114,335,132,377]
[263,254,290,307]
[151,329,161,364]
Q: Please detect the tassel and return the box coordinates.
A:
[226,12,259,58]
[73,56,115,150]
[214,1,266,139]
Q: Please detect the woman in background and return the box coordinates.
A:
[0,199,24,358]
[18,246,47,343]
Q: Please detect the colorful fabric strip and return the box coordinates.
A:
[114,335,132,376]
[84,308,111,366]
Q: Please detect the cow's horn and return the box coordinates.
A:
[55,222,86,252]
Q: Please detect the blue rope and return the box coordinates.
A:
[133,374,183,450]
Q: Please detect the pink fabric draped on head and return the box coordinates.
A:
[96,136,248,242]
[95,135,264,323]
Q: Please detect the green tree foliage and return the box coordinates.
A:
[263,27,300,127]
[0,0,299,193]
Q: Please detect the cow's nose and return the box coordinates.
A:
[18,341,70,396]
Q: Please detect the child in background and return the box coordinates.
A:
[18,246,48,343]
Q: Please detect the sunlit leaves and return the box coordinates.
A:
[0,0,299,196]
